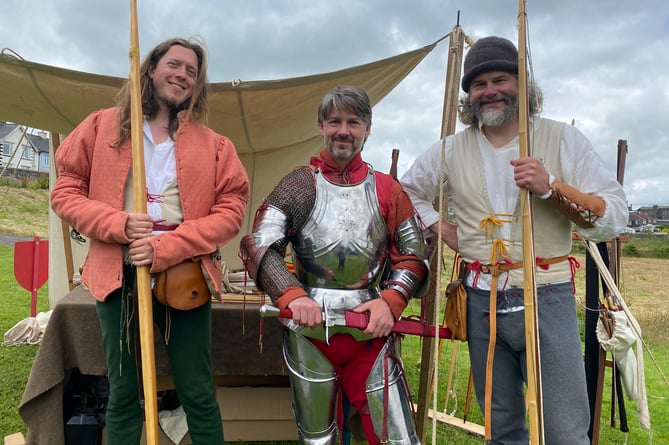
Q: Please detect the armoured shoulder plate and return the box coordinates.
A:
[239,205,289,279]
[396,214,429,261]
[251,204,289,247]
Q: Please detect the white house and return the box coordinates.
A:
[0,121,50,173]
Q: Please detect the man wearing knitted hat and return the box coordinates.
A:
[401,36,628,444]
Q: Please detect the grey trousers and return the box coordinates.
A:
[467,282,590,445]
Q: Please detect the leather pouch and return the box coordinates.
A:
[445,260,467,341]
[154,259,211,310]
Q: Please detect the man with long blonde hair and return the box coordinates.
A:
[52,37,249,444]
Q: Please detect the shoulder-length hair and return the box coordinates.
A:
[114,37,210,146]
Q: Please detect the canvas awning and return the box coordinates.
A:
[0,41,437,266]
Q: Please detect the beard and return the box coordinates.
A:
[152,81,191,112]
[324,136,365,161]
[157,93,188,112]
[474,93,519,127]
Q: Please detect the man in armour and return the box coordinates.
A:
[400,36,628,444]
[240,85,428,445]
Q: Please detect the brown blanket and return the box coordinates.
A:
[19,286,287,445]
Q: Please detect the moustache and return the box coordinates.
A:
[479,95,510,105]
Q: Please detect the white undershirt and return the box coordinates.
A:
[143,120,176,228]
[476,130,519,242]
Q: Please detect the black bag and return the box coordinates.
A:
[63,370,108,445]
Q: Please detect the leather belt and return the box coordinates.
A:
[153,223,179,232]
[467,254,569,276]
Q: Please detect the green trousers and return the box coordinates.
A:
[96,269,224,445]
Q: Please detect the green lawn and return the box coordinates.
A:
[1,244,50,437]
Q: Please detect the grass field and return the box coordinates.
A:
[1,185,668,443]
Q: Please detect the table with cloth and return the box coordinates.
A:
[18,285,290,444]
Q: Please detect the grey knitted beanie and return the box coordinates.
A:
[461,36,518,92]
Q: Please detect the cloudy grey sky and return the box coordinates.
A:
[3,0,667,208]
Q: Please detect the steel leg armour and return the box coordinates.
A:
[284,329,338,445]
[366,335,421,445]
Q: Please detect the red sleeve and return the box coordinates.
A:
[275,286,309,309]
[379,175,429,318]
[51,109,132,245]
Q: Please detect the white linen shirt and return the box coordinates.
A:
[400,120,629,290]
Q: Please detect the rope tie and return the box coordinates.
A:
[163,308,172,344]
[146,189,164,203]
[466,260,484,288]
[257,292,268,353]
[119,269,136,378]
[478,215,504,237]
[568,256,581,293]
[490,239,509,264]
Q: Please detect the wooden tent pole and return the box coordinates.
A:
[415,16,467,442]
[50,132,76,291]
[128,1,159,443]
[517,1,544,443]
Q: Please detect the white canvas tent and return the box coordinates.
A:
[0,41,438,304]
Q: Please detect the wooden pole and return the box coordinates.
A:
[415,17,467,442]
[128,1,159,443]
[608,140,629,431]
[50,132,76,292]
[517,1,544,443]
[611,140,628,285]
[586,139,628,444]
[389,148,400,180]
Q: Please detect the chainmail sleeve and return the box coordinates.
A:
[254,167,316,300]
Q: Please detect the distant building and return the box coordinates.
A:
[635,204,669,226]
[627,209,650,230]
[0,122,50,174]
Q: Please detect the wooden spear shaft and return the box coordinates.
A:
[517,1,545,443]
[129,1,159,443]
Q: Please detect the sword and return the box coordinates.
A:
[259,304,452,339]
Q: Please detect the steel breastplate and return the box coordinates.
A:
[292,169,389,291]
